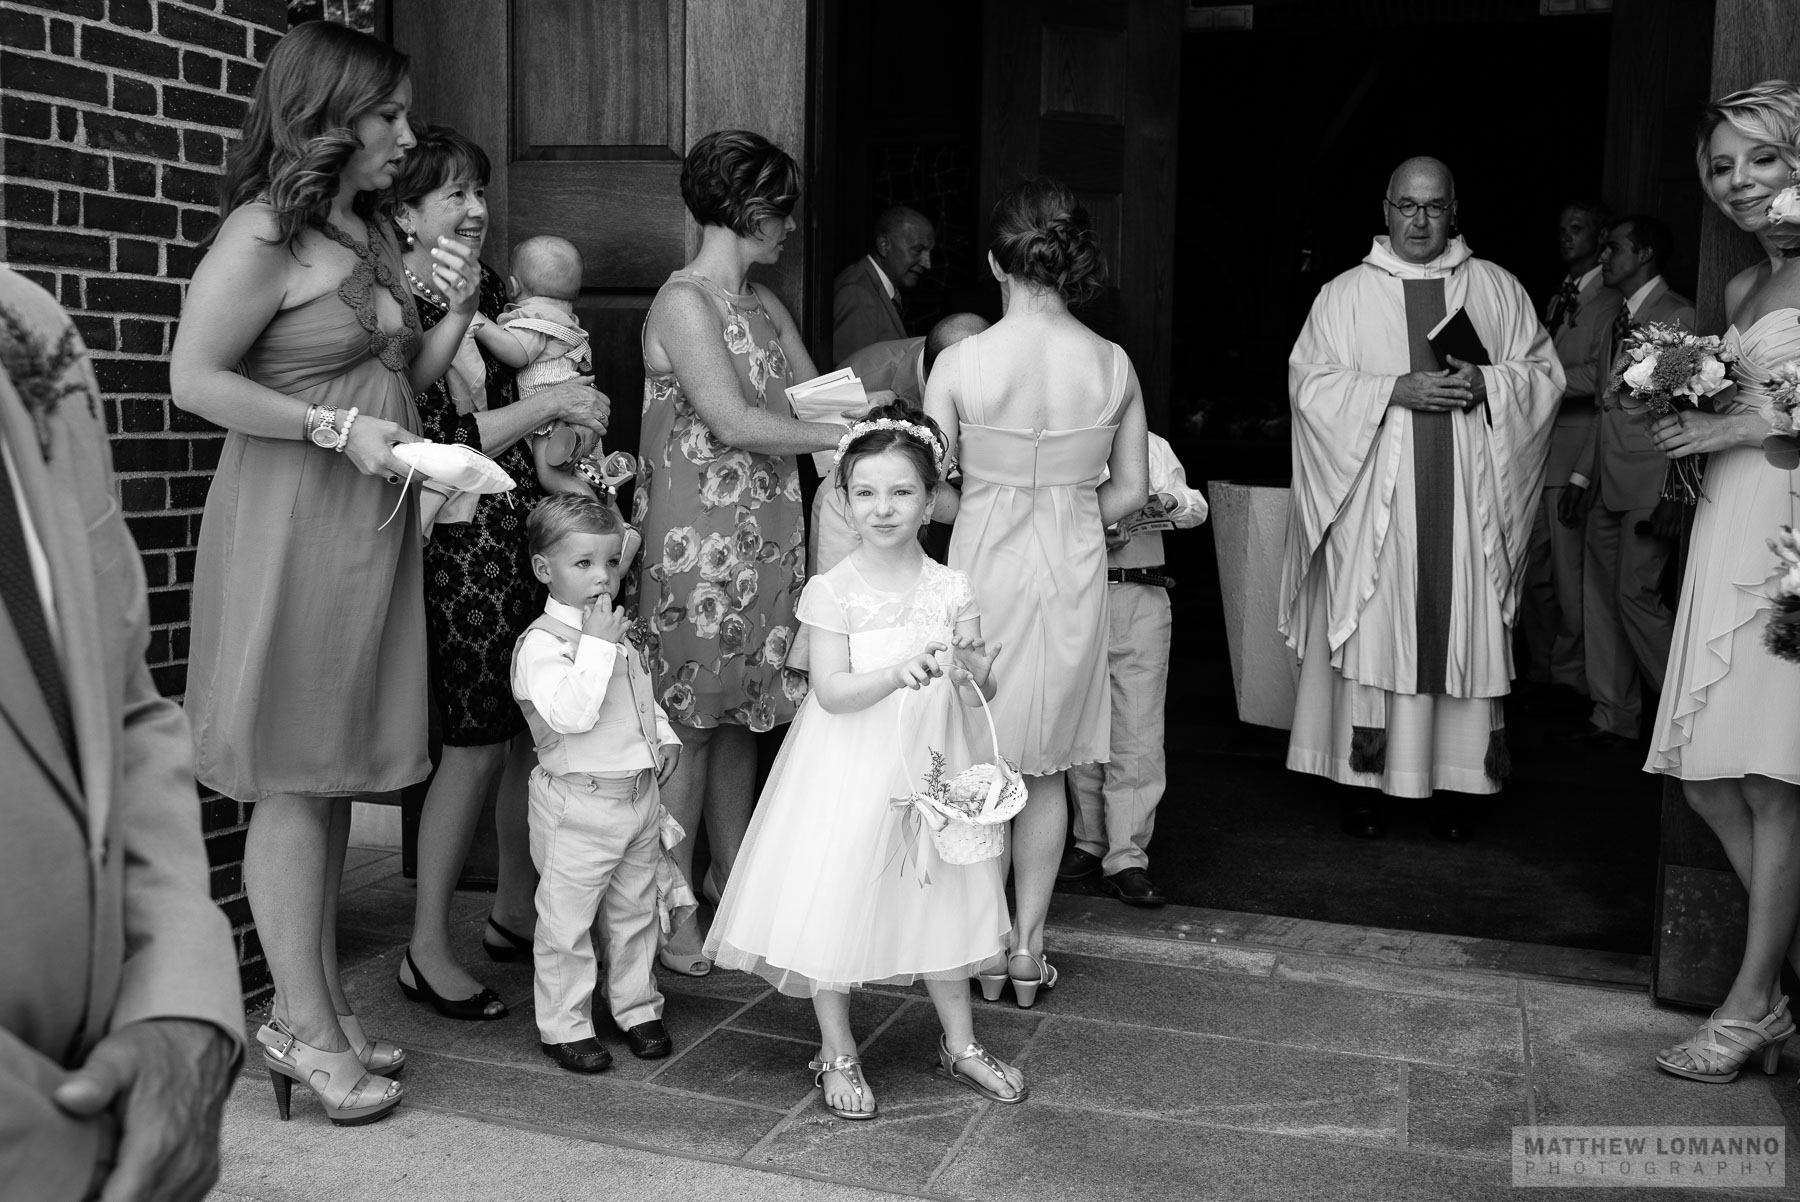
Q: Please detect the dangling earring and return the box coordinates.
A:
[396,219,416,251]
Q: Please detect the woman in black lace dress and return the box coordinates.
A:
[387,127,610,1018]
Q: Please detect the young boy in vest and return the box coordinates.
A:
[513,495,682,1072]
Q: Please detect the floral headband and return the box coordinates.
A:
[831,418,946,471]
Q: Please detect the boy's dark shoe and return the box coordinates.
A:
[1103,867,1167,907]
[623,1019,672,1060]
[1057,847,1103,881]
[541,1038,613,1073]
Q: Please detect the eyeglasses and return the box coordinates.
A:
[1384,198,1452,220]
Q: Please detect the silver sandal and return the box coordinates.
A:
[937,1036,1028,1104]
[809,1053,877,1120]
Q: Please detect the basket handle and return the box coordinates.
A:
[892,664,1006,817]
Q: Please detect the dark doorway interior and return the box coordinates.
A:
[825,2,1657,955]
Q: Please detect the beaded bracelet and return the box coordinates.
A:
[335,407,360,453]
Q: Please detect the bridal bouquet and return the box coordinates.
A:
[1761,360,1800,469]
[1611,321,1736,504]
[1764,526,1800,665]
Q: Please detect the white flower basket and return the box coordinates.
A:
[897,683,1028,865]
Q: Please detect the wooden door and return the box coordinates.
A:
[980,0,1182,434]
[390,0,809,460]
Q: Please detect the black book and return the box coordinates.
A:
[1426,306,1491,369]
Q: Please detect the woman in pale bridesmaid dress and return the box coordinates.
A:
[1649,81,1800,1085]
[924,177,1148,1006]
[171,22,482,1125]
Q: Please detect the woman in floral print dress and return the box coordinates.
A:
[637,130,852,973]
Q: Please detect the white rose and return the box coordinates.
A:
[1690,357,1729,396]
[1622,355,1658,391]
[1784,564,1800,596]
[1771,186,1800,224]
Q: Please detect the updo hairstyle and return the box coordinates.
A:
[386,124,492,228]
[681,130,801,237]
[989,176,1106,305]
[836,403,947,493]
[218,20,410,248]
[1695,80,1800,178]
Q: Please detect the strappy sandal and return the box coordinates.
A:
[257,1019,403,1127]
[1656,996,1795,1083]
[270,995,406,1076]
[396,950,507,1020]
[483,915,533,963]
[337,1012,406,1077]
[937,1036,1028,1104]
[809,1053,877,1120]
[1007,948,1058,1009]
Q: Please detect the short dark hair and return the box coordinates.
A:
[528,493,622,558]
[1561,197,1611,227]
[990,176,1106,305]
[680,129,801,237]
[1612,213,1674,268]
[385,124,491,216]
[835,403,946,493]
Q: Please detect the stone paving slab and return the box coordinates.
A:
[209,863,1795,1202]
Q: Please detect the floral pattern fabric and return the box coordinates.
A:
[635,272,808,730]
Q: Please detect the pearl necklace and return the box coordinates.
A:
[403,263,448,308]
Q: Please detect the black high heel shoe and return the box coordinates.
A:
[396,950,507,1021]
[482,915,533,963]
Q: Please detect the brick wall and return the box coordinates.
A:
[1,0,289,1001]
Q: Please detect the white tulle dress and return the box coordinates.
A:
[705,557,1011,996]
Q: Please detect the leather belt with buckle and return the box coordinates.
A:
[1106,566,1176,589]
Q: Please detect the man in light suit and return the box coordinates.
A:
[1520,199,1619,696]
[0,267,242,1201]
[830,206,935,365]
[1558,215,1692,742]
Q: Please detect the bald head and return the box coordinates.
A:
[1383,156,1458,264]
[924,312,990,378]
[872,206,935,290]
[1387,156,1455,200]
[510,235,583,301]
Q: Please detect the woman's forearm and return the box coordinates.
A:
[474,389,562,456]
[714,406,844,456]
[172,367,311,437]
[1097,478,1150,526]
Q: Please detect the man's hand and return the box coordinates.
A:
[53,1018,237,1202]
[1444,355,1489,407]
[1388,369,1474,412]
[1557,483,1592,528]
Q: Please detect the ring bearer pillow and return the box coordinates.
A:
[384,441,515,538]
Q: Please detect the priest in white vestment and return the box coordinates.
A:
[1280,158,1564,836]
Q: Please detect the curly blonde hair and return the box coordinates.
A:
[1695,79,1800,178]
[217,21,410,248]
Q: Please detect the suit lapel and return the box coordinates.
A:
[864,259,904,337]
[0,368,112,845]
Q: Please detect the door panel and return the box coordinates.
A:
[981,0,1181,432]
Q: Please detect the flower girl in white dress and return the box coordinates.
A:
[706,408,1026,1119]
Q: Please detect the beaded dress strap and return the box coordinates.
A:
[321,221,420,373]
[669,270,765,315]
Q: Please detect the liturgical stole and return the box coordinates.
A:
[1401,278,1452,695]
